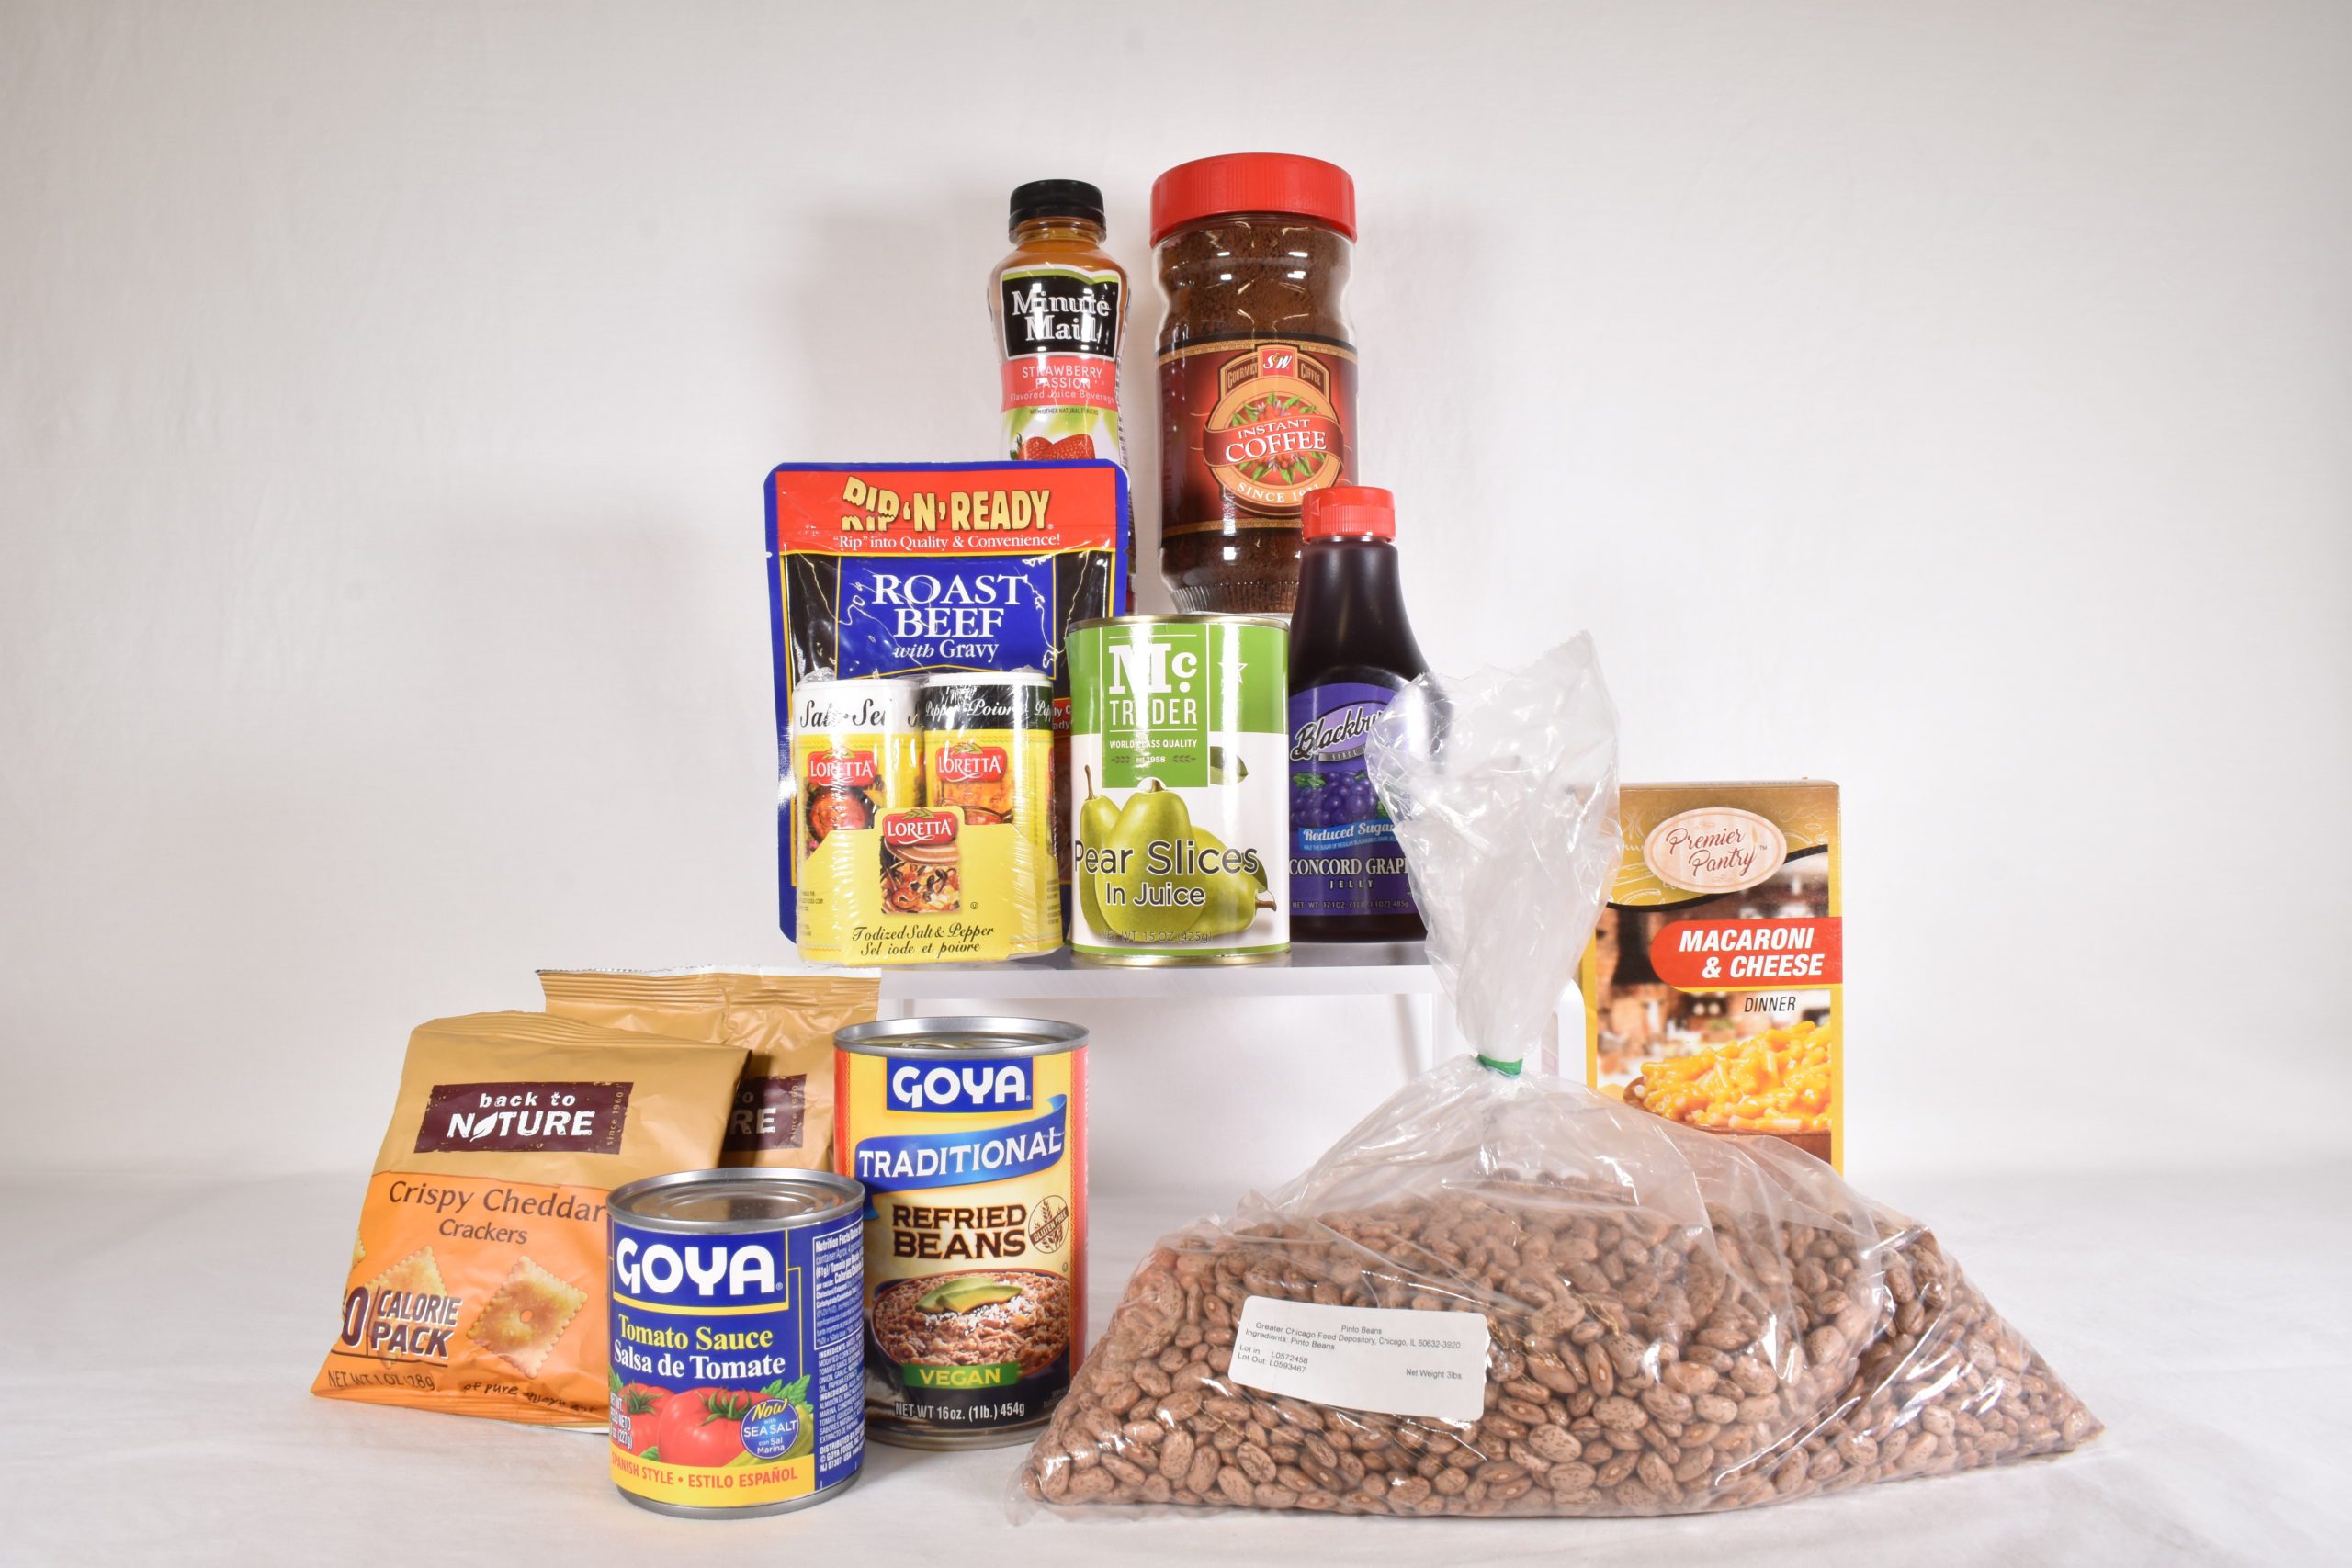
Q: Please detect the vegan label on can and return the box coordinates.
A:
[1288,680,1415,919]
[999,265,1125,468]
[836,1045,1086,1438]
[1068,617,1288,960]
[1160,338,1355,536]
[607,1206,865,1510]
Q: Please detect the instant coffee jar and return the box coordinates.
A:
[1151,153,1356,614]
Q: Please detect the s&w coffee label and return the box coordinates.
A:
[1228,1296,1488,1424]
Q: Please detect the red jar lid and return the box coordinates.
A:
[1304,485,1394,540]
[1150,153,1356,244]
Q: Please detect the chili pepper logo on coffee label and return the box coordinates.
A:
[1204,344,1346,512]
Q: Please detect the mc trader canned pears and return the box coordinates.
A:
[1068,615,1287,963]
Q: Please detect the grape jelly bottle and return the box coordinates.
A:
[1287,485,1428,942]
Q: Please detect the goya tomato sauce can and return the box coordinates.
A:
[834,1016,1086,1449]
[606,1169,865,1518]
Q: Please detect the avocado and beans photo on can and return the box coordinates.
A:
[1066,615,1287,964]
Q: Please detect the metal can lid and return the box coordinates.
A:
[1067,613,1288,634]
[607,1168,865,1233]
[920,669,1051,688]
[833,1014,1087,1059]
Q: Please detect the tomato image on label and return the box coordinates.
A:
[654,1385,750,1466]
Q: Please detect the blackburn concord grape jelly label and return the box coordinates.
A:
[1288,680,1413,919]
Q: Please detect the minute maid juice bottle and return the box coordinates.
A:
[990,180,1126,468]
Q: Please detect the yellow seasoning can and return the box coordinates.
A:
[920,671,1060,956]
[833,1016,1086,1449]
[792,677,922,964]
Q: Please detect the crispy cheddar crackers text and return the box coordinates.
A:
[312,1012,744,1427]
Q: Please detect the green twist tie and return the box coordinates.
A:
[1476,1055,1523,1077]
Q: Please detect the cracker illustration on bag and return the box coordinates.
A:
[311,1012,745,1427]
[538,969,877,1170]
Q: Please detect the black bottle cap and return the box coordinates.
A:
[1009,179,1105,236]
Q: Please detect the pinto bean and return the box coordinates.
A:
[1016,1200,2097,1517]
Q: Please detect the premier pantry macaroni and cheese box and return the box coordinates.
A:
[1581,782,1844,1168]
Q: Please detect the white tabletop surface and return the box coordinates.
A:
[5,1163,2343,1566]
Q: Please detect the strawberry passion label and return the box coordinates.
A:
[1162,338,1356,534]
[998,265,1125,467]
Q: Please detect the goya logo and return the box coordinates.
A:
[1642,807,1790,896]
[1291,700,1384,763]
[613,1234,784,1303]
[888,1056,1034,1114]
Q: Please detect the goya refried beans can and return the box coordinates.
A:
[606,1169,866,1518]
[833,1016,1087,1449]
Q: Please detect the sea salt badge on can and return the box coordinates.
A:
[607,1169,865,1518]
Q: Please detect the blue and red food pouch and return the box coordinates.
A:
[765,461,1131,942]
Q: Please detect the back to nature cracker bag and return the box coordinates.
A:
[312,1013,745,1427]
[538,969,878,1170]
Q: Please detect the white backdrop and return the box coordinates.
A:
[4,0,2348,1191]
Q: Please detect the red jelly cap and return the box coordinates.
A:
[1304,485,1394,540]
[1151,153,1356,244]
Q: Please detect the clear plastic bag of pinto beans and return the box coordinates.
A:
[1014,637,2098,1518]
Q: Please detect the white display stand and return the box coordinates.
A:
[869,942,1566,1077]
